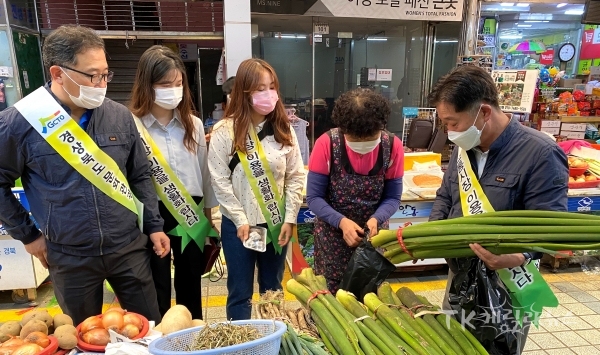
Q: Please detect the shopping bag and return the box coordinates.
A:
[339,230,396,301]
[446,257,529,355]
[202,237,224,281]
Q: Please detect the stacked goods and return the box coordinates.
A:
[286,269,488,355]
[279,323,329,355]
[0,310,77,354]
[371,210,600,264]
[186,322,261,351]
[77,307,148,347]
[568,156,600,187]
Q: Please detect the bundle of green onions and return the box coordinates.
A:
[286,268,489,355]
[370,210,600,264]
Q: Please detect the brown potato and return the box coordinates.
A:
[20,320,48,338]
[54,324,77,338]
[21,310,53,329]
[53,314,74,329]
[0,321,21,337]
[56,333,78,350]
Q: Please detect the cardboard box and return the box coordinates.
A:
[541,127,561,135]
[561,131,586,140]
[561,123,587,132]
[559,79,584,88]
[541,120,561,128]
[0,235,49,290]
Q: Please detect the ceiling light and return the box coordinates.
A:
[556,3,567,7]
[565,9,584,15]
[280,35,307,39]
[516,3,529,7]
[500,2,515,6]
[500,35,523,39]
[517,24,532,27]
[367,38,388,41]
[524,20,550,23]
[435,40,459,43]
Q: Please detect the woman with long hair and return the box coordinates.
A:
[130,45,218,319]
[208,58,305,320]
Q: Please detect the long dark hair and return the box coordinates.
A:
[224,58,292,154]
[130,45,198,152]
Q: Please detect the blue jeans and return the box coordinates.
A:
[221,215,288,320]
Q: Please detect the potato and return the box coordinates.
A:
[54,324,77,338]
[0,321,21,337]
[160,305,192,335]
[21,310,53,328]
[0,332,10,344]
[53,314,74,329]
[56,333,78,350]
[20,320,48,338]
[192,319,206,327]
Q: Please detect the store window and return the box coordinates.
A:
[252,15,428,141]
[0,29,18,111]
[480,1,587,76]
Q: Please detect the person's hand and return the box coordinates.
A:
[366,218,378,238]
[237,224,250,242]
[470,243,525,270]
[149,232,170,258]
[24,234,48,268]
[339,218,363,248]
[278,223,293,246]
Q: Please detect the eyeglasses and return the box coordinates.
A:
[62,66,114,84]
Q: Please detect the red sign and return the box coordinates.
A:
[540,49,554,65]
[581,29,600,60]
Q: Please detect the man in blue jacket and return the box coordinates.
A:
[0,25,170,324]
[428,66,568,354]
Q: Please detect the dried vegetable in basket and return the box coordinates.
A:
[187,322,262,351]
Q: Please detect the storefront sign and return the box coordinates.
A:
[320,0,464,21]
[492,70,537,113]
[314,23,329,35]
[338,32,353,39]
[368,68,377,81]
[178,43,198,61]
[581,28,600,60]
[539,49,554,66]
[251,0,319,14]
[376,69,393,81]
[216,49,225,86]
[482,18,496,35]
[0,67,13,78]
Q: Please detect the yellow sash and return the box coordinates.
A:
[15,87,143,226]
[456,148,495,215]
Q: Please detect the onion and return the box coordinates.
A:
[123,313,143,331]
[13,344,43,355]
[82,328,110,346]
[105,307,126,315]
[80,315,103,334]
[102,311,124,331]
[0,347,18,355]
[24,332,50,348]
[119,324,140,339]
[1,338,24,348]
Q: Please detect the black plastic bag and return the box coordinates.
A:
[339,237,396,301]
[446,257,530,355]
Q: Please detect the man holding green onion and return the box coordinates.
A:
[428,66,568,354]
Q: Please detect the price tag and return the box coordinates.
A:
[314,23,329,35]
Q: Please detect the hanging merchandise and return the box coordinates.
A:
[216,49,226,86]
[287,107,310,165]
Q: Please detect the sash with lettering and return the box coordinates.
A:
[133,118,218,252]
[15,87,143,226]
[237,125,286,254]
[457,147,557,326]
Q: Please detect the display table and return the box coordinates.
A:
[0,188,49,303]
[288,189,600,274]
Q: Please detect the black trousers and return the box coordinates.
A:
[47,233,161,325]
[149,196,206,320]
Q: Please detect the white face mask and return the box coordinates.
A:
[154,87,183,110]
[60,68,106,109]
[447,105,486,151]
[346,137,381,154]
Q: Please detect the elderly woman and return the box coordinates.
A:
[307,88,404,293]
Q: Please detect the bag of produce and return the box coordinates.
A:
[339,235,395,301]
[446,258,529,355]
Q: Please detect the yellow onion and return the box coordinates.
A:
[24,332,50,348]
[82,328,110,346]
[101,311,124,332]
[0,339,24,348]
[13,344,44,355]
[80,315,103,334]
[0,347,18,355]
[119,324,140,339]
[123,313,143,331]
[105,307,126,315]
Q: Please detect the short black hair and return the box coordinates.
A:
[222,76,235,95]
[332,88,390,138]
[428,66,500,113]
[42,25,105,69]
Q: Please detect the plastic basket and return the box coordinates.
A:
[149,320,286,355]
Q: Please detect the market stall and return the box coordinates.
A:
[0,188,49,303]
